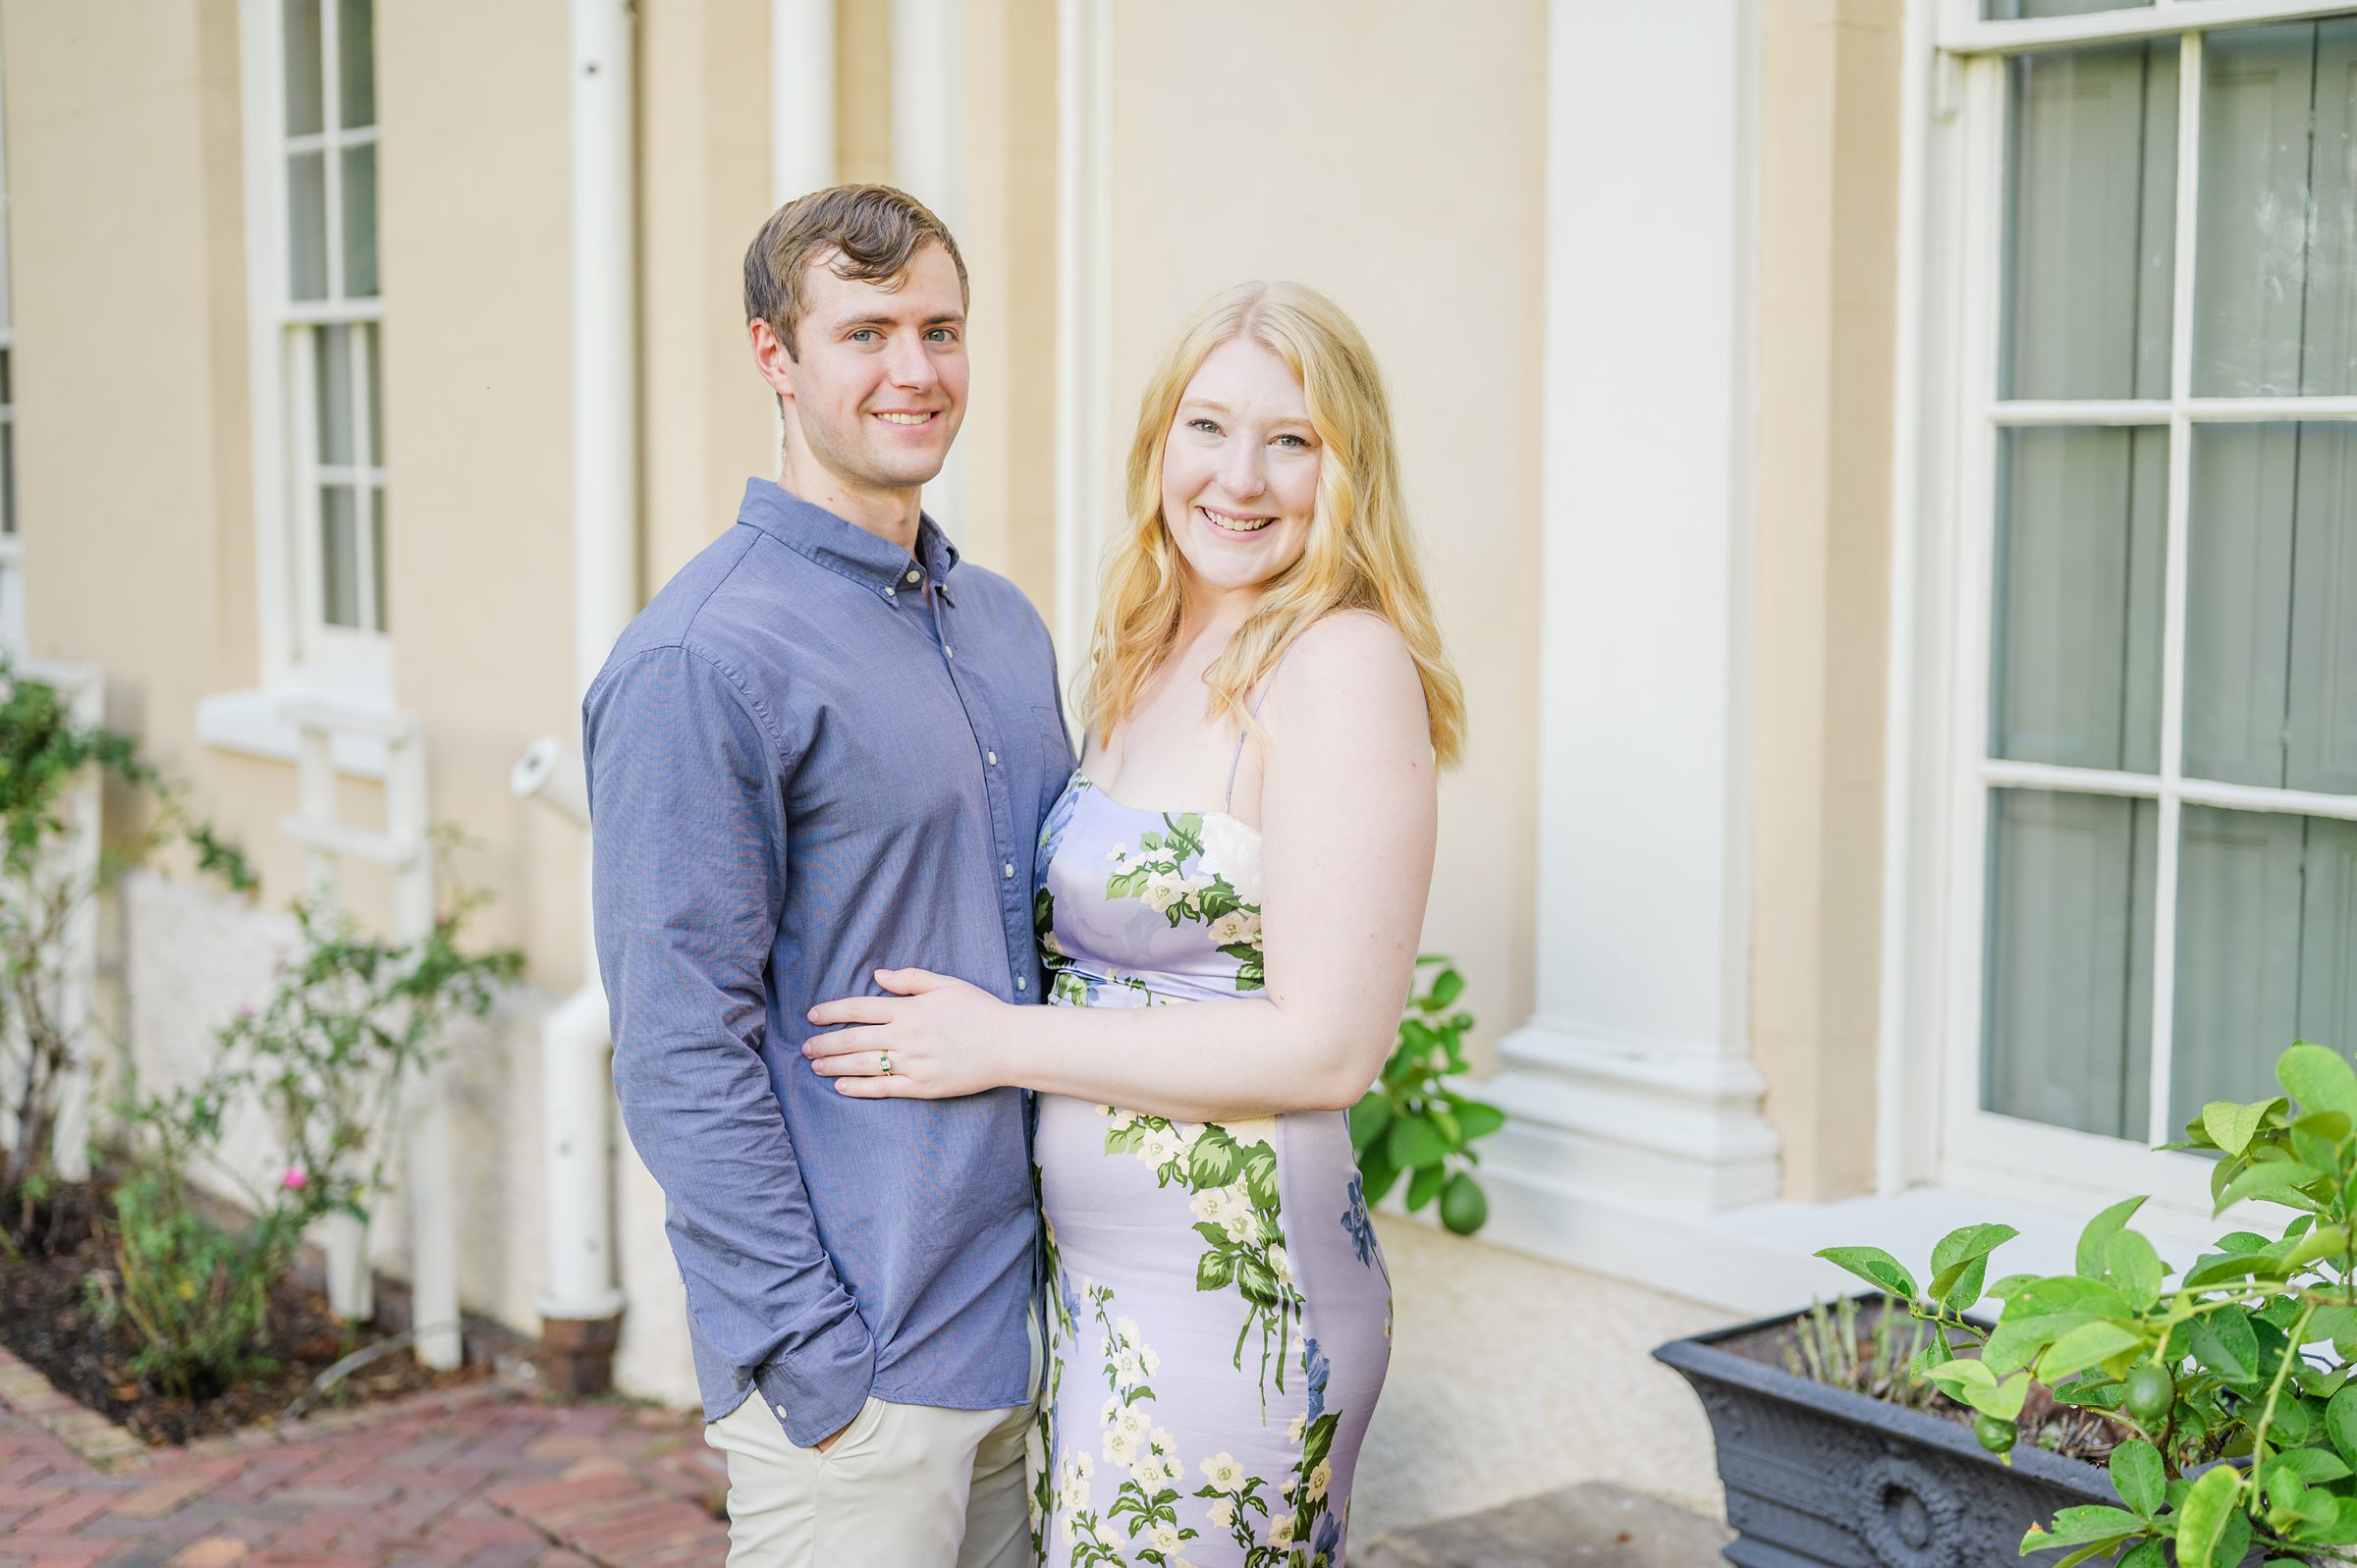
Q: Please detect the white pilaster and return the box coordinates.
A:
[1053,0,1111,668]
[892,0,964,527]
[771,0,837,207]
[1479,0,1781,1296]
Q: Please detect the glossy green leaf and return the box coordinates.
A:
[2281,1042,2357,1120]
[2216,1159,2324,1214]
[2104,1230,2165,1310]
[1405,1162,1446,1213]
[2328,1383,2357,1467]
[2204,1098,2282,1157]
[2173,1464,2242,1568]
[1929,1224,2018,1306]
[2267,1447,2353,1485]
[2309,1306,2357,1345]
[2190,1309,2260,1382]
[2043,1321,2146,1384]
[2283,1225,2350,1271]
[1385,1114,1450,1172]
[2021,1506,2143,1553]
[1976,1372,2030,1421]
[1347,1092,1393,1154]
[1452,1101,1506,1142]
[2184,1250,2288,1289]
[2110,1439,2165,1517]
[2078,1196,2150,1279]
[2053,1540,2134,1568]
[1815,1246,1918,1302]
[1927,1358,1995,1395]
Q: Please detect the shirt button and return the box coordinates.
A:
[884,586,896,599]
[1015,978,1028,992]
[944,645,955,660]
[775,1403,790,1417]
[905,568,921,584]
[1003,862,1014,879]
[987,749,999,766]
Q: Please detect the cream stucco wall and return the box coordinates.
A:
[640,0,778,590]
[9,0,253,814]
[1749,0,1904,1202]
[1097,1,1550,1064]
[5,0,1917,1494]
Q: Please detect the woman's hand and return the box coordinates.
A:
[802,968,1015,1099]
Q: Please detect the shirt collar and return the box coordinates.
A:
[737,478,960,606]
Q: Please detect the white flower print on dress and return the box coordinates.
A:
[1196,811,1262,891]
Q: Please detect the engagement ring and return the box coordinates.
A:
[879,1051,893,1077]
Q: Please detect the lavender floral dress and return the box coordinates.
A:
[1026,767,1393,1568]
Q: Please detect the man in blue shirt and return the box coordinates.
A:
[585,186,1068,1568]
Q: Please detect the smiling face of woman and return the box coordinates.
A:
[1159,336,1322,604]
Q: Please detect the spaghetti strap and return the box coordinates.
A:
[1222,646,1292,812]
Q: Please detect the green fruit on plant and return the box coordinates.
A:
[2124,1362,2173,1426]
[1976,1413,2018,1454]
[1439,1171,1488,1235]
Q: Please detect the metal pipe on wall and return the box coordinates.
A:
[535,0,638,1397]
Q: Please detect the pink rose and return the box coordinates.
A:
[281,1166,308,1191]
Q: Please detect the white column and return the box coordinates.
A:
[892,0,964,527]
[771,0,837,207]
[1478,0,1781,1293]
[571,0,636,694]
[1053,0,1111,667]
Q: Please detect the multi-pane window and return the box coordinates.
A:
[276,0,385,654]
[1962,12,2357,1158]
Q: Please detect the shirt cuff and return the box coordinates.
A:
[750,1315,877,1448]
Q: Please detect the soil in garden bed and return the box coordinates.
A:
[0,1179,490,1446]
[1716,1299,2131,1467]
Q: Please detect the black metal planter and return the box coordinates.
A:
[1654,1300,2117,1568]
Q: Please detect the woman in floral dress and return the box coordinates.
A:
[803,281,1464,1567]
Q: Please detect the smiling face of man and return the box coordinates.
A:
[767,240,969,510]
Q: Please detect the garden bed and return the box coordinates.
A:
[0,1174,492,1447]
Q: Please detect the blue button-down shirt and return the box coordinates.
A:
[584,478,1069,1443]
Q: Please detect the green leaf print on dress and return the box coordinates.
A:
[1051,1283,1200,1568]
[1102,1108,1299,1406]
[1101,807,1265,994]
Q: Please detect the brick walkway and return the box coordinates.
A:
[0,1352,732,1568]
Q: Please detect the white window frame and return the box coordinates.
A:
[1902,0,2357,1223]
[238,0,387,699]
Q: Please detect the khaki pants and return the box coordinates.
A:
[705,1314,1041,1568]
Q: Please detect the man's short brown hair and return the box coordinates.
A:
[743,184,969,359]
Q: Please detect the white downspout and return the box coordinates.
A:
[527,0,636,1384]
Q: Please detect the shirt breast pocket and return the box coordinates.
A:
[1034,704,1074,778]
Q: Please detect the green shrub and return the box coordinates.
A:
[1349,956,1506,1236]
[90,887,519,1398]
[0,659,251,1250]
[1822,1039,2357,1568]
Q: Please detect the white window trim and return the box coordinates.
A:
[228,0,388,715]
[210,0,392,768]
[1886,0,2357,1232]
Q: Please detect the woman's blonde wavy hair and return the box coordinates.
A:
[1079,281,1464,769]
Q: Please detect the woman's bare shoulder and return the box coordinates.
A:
[1266,612,1425,741]
[1279,611,1417,689]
